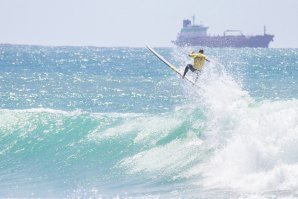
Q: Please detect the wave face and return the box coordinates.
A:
[0,44,298,198]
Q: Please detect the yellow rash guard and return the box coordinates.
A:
[189,53,208,70]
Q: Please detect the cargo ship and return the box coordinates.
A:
[173,17,274,48]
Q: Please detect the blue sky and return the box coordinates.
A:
[0,0,297,48]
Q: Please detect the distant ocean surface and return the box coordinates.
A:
[0,44,298,198]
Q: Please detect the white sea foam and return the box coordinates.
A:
[182,61,298,193]
[198,98,298,192]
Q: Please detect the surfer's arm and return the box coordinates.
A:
[188,51,195,57]
[202,55,210,62]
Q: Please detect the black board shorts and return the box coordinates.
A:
[187,64,197,72]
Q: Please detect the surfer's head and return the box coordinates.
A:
[199,49,204,54]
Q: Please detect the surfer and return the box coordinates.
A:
[182,49,210,79]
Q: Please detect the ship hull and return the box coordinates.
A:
[175,34,274,48]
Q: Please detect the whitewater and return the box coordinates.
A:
[0,44,298,198]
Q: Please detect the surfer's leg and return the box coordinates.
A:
[189,65,196,72]
[182,64,192,78]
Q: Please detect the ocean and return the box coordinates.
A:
[0,44,298,198]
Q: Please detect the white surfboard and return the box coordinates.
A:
[146,45,196,85]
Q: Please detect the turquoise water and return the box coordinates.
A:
[0,44,298,198]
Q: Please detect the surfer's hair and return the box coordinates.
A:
[199,49,204,54]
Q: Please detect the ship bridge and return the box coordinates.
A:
[179,19,209,38]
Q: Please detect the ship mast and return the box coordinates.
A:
[192,15,195,25]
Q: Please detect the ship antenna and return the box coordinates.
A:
[192,15,195,25]
[264,26,266,35]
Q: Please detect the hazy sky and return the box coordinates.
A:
[0,0,297,48]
